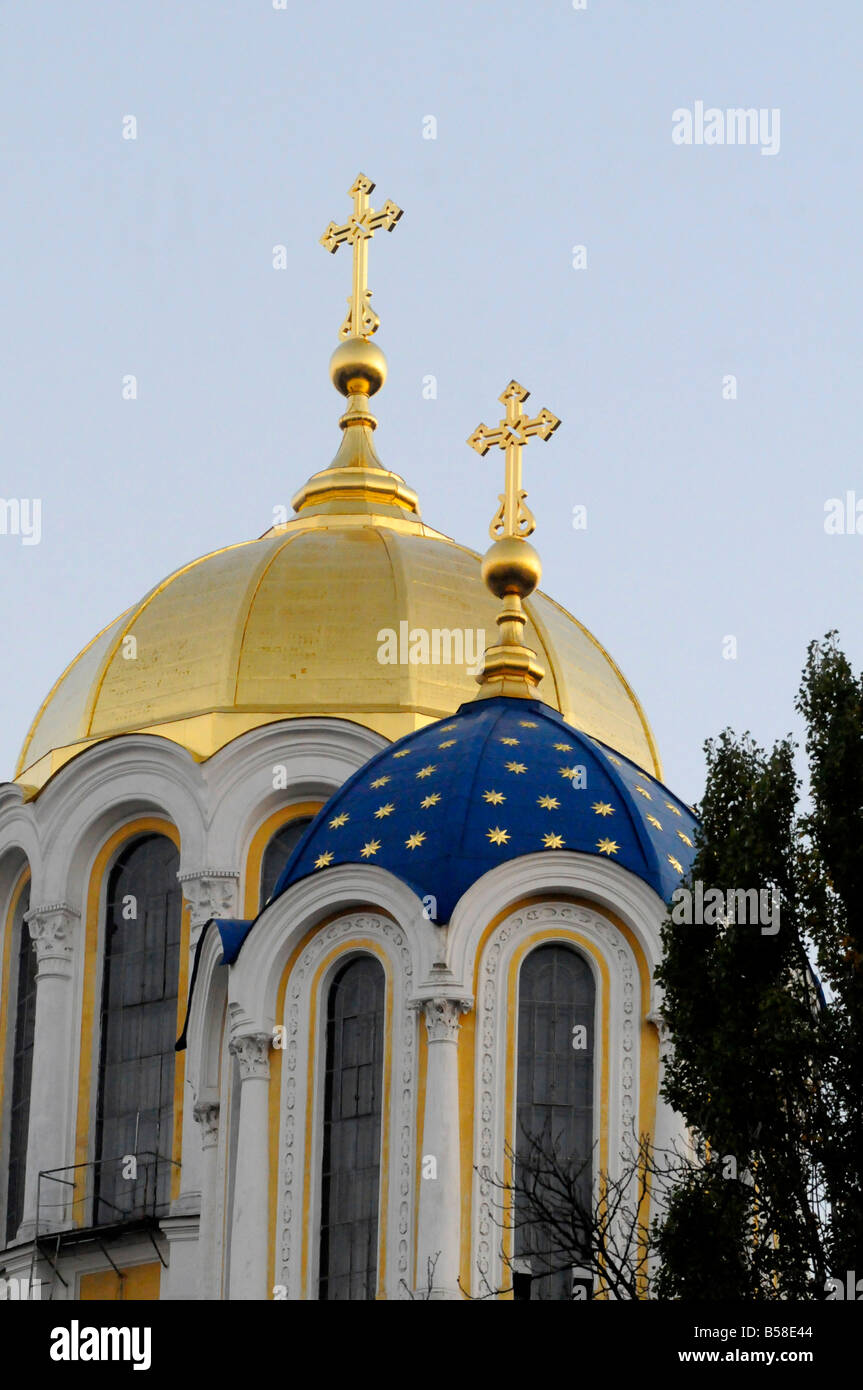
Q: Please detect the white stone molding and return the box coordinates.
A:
[24,902,80,974]
[412,984,473,1298]
[203,718,388,871]
[228,1030,272,1082]
[470,900,640,1298]
[421,995,471,1043]
[447,850,666,988]
[193,1101,221,1151]
[179,868,240,948]
[17,902,85,1236]
[0,785,41,894]
[227,1021,273,1299]
[228,863,436,1025]
[26,736,206,907]
[276,911,417,1301]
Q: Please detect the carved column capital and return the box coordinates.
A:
[647,1009,671,1049]
[178,868,240,946]
[24,902,81,975]
[193,1101,221,1150]
[228,1031,271,1081]
[421,996,472,1044]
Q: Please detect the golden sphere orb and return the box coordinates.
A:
[481,537,542,599]
[329,336,388,397]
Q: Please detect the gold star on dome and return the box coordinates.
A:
[360,840,381,858]
[440,723,457,732]
[554,742,573,752]
[634,786,652,799]
[597,838,619,856]
[374,802,395,819]
[646,814,662,831]
[421,793,441,808]
[677,831,693,847]
[314,851,334,869]
[543,832,565,849]
[393,749,412,759]
[438,739,457,749]
[607,755,622,767]
[505,761,527,774]
[329,812,350,829]
[667,854,684,874]
[592,802,614,817]
[483,789,505,805]
[519,720,538,728]
[558,766,579,780]
[500,736,519,746]
[416,764,437,779]
[538,794,560,810]
[405,831,426,850]
[487,826,510,845]
[370,775,390,789]
[665,801,682,816]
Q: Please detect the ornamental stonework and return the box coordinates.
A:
[24,902,81,971]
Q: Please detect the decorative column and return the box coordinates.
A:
[19,903,81,1238]
[193,1099,222,1300]
[178,868,240,951]
[171,869,239,1215]
[227,1028,272,1300]
[414,984,472,1299]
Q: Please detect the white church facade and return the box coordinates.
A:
[0,177,696,1300]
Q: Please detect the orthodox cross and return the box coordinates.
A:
[467,380,560,540]
[320,173,403,340]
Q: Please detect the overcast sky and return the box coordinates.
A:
[1,1,860,805]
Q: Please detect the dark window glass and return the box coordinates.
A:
[260,818,311,908]
[6,882,35,1241]
[94,834,181,1226]
[515,943,595,1300]
[319,955,385,1301]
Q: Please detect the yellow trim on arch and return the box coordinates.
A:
[266,916,400,1300]
[0,866,32,1161]
[501,928,610,1296]
[413,1016,428,1292]
[301,941,392,1300]
[243,802,323,918]
[458,893,657,1298]
[72,818,187,1220]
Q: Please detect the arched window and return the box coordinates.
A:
[514,943,595,1300]
[5,879,34,1242]
[94,834,181,1226]
[319,955,385,1300]
[260,817,311,909]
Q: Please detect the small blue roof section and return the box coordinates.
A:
[271,696,699,923]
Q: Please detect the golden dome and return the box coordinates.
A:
[15,496,661,793]
[16,196,661,794]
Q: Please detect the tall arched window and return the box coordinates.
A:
[514,943,595,1300]
[5,879,35,1242]
[260,817,311,909]
[319,955,385,1300]
[94,834,181,1226]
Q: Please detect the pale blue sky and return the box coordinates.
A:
[1,1,860,804]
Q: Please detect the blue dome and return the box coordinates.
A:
[271,696,698,922]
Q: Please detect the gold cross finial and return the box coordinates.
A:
[320,173,403,340]
[467,380,560,541]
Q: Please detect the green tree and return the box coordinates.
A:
[796,633,863,1276]
[655,732,825,1298]
[656,632,863,1298]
